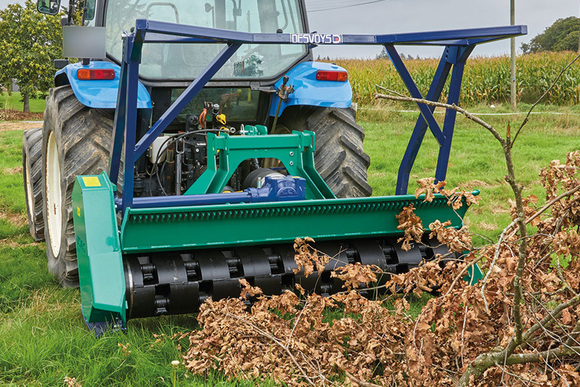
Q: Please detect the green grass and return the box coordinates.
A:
[0,103,578,384]
[0,92,46,113]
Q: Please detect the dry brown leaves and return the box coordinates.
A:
[396,205,423,251]
[178,289,409,386]
[331,262,379,291]
[167,152,580,386]
[415,177,480,210]
[510,195,541,226]
[429,219,472,253]
[294,237,330,277]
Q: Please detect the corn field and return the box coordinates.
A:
[334,51,580,106]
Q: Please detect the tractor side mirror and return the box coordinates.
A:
[37,0,61,15]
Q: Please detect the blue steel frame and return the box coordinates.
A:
[109,19,526,212]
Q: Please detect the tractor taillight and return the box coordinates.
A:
[77,69,115,80]
[316,70,348,82]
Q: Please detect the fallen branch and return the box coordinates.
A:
[345,371,383,387]
[457,294,580,387]
[226,312,317,386]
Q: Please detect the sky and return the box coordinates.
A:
[306,0,579,58]
[0,0,578,58]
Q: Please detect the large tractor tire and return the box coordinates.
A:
[22,127,45,241]
[42,86,113,287]
[271,106,372,198]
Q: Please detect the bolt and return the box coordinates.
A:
[289,151,294,156]
[289,161,294,166]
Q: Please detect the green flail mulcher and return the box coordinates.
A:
[24,0,526,333]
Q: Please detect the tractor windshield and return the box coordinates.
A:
[105,0,307,81]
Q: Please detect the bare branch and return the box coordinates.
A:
[374,92,505,144]
[345,371,383,387]
[227,312,317,386]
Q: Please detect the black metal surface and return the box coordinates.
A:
[124,237,454,319]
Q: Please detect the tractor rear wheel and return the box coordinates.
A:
[23,127,45,241]
[42,86,113,287]
[270,106,372,198]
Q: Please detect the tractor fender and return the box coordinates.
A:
[55,61,152,109]
[268,62,352,117]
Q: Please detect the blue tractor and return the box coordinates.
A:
[23,0,371,287]
[22,0,524,329]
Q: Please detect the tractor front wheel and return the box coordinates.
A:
[271,106,372,198]
[42,86,113,287]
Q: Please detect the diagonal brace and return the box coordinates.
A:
[385,45,446,146]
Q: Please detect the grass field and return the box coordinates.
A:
[1,92,47,114]
[0,101,578,384]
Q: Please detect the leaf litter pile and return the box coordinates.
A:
[159,152,580,386]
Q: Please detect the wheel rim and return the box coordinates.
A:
[24,155,35,218]
[46,132,62,256]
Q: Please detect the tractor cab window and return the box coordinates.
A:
[84,0,97,21]
[104,0,307,81]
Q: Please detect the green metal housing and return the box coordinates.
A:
[72,133,477,327]
[120,194,468,253]
[72,173,126,325]
[186,131,335,199]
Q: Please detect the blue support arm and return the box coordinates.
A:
[110,20,526,210]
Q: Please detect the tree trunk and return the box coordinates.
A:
[22,91,30,113]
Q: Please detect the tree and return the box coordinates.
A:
[375,46,389,60]
[522,16,580,54]
[0,0,62,112]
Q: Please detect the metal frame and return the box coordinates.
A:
[109,19,526,212]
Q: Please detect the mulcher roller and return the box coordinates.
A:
[123,237,451,319]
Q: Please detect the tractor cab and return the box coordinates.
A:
[39,0,316,131]
[103,0,309,82]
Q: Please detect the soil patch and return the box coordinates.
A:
[2,167,22,174]
[0,121,42,132]
[0,110,43,122]
[0,211,27,228]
